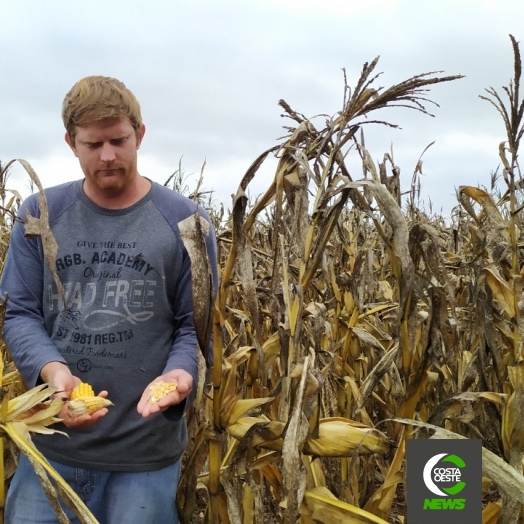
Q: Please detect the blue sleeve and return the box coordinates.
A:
[0,201,67,387]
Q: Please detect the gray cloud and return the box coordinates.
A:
[1,0,523,217]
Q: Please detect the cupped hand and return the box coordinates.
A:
[137,369,193,419]
[40,361,110,428]
[59,390,110,429]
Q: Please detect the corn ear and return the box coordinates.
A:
[68,397,113,417]
[70,383,95,400]
[227,417,390,457]
[302,418,391,457]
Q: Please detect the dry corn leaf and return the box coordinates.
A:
[351,327,386,352]
[282,356,310,519]
[227,417,285,451]
[301,487,388,524]
[17,159,66,310]
[5,384,61,423]
[219,381,242,431]
[23,450,71,523]
[484,266,515,318]
[429,391,507,427]
[378,280,394,301]
[354,344,400,417]
[262,462,283,501]
[460,186,508,230]
[502,365,524,460]
[242,146,281,233]
[482,501,501,524]
[262,332,280,369]
[365,472,403,517]
[178,212,214,364]
[5,421,99,523]
[443,251,463,263]
[233,187,261,338]
[227,397,275,426]
[17,398,65,428]
[176,424,210,522]
[290,295,300,336]
[303,454,326,489]
[330,262,342,302]
[364,427,405,517]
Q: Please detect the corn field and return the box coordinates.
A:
[2,35,524,524]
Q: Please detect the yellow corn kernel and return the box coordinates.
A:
[68,397,114,417]
[149,381,178,404]
[70,382,95,400]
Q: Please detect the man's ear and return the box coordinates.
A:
[136,124,146,150]
[65,133,78,157]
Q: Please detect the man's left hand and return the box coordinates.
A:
[137,369,193,418]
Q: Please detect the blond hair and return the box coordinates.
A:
[62,76,142,139]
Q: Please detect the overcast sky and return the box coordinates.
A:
[1,0,523,217]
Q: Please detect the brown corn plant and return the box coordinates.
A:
[178,37,524,524]
[176,57,469,524]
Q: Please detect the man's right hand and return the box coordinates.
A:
[40,361,80,398]
[39,361,109,428]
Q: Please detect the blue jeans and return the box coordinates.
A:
[5,454,181,523]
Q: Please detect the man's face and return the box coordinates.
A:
[66,117,145,197]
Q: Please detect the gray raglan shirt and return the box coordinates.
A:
[0,179,217,471]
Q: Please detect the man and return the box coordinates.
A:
[0,76,218,523]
